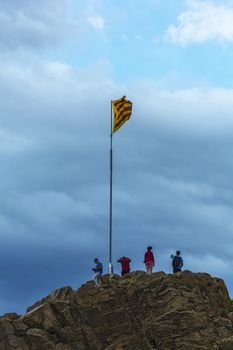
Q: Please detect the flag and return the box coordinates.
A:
[112,96,133,133]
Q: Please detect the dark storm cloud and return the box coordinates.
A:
[1,61,233,313]
[0,1,233,312]
[109,84,233,294]
[0,56,122,314]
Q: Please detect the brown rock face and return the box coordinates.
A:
[0,271,233,350]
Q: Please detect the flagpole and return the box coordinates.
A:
[109,101,113,275]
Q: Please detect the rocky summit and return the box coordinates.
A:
[1,271,233,350]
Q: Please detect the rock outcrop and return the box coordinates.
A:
[1,271,233,349]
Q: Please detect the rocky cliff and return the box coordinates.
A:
[1,271,233,350]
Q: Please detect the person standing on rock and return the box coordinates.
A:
[171,251,183,273]
[144,246,155,275]
[92,258,103,286]
[117,256,131,276]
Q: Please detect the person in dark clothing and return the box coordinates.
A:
[171,251,183,273]
[117,256,131,276]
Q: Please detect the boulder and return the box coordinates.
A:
[0,271,232,349]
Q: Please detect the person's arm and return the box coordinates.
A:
[95,263,103,272]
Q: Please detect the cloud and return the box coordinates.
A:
[186,254,232,275]
[2,0,233,315]
[133,82,233,136]
[167,0,233,45]
[0,0,109,51]
[0,0,79,49]
[0,128,32,154]
[88,14,105,30]
[0,55,126,313]
[2,57,233,314]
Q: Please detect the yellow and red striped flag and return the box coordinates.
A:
[112,96,133,133]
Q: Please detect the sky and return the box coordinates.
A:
[1,0,233,314]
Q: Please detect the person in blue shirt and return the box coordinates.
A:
[171,251,183,273]
[92,258,103,286]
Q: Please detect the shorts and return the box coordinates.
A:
[121,270,130,277]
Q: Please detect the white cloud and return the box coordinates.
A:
[88,14,105,30]
[133,82,233,135]
[186,254,232,275]
[0,0,79,49]
[167,0,233,45]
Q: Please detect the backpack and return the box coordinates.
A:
[172,256,181,268]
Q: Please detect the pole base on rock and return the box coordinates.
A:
[108,262,113,275]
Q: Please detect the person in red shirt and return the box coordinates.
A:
[144,246,154,275]
[117,256,131,276]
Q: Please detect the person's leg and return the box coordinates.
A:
[122,270,129,276]
[149,264,153,274]
[93,272,101,285]
[174,268,181,273]
[93,272,98,285]
[146,264,149,274]
[96,272,102,285]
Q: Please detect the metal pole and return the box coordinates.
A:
[108,101,113,275]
